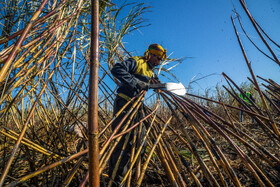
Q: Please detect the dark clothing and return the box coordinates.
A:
[109,96,133,186]
[109,56,152,186]
[239,91,254,106]
[109,96,146,186]
[111,56,154,99]
[239,91,255,123]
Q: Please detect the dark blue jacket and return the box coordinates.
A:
[111,56,154,99]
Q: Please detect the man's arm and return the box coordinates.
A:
[111,58,138,89]
[151,73,160,84]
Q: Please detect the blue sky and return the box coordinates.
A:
[120,0,280,93]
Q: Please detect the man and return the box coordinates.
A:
[239,89,255,123]
[109,44,166,186]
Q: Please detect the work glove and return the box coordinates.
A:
[136,79,149,91]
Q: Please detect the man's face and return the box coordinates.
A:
[149,53,162,67]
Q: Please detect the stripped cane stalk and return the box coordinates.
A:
[79,172,89,187]
[99,95,145,171]
[261,90,280,114]
[158,135,186,187]
[0,1,152,186]
[149,126,182,187]
[238,0,280,66]
[179,96,269,187]
[186,93,269,121]
[193,109,273,186]
[0,129,60,159]
[98,95,136,137]
[108,131,132,187]
[0,55,62,186]
[136,117,172,186]
[99,92,145,156]
[115,102,160,186]
[62,157,85,187]
[161,94,222,187]
[6,149,88,187]
[233,10,276,63]
[156,140,178,187]
[127,128,138,186]
[135,122,143,181]
[194,95,280,167]
[0,0,49,83]
[88,0,100,185]
[163,125,202,186]
[175,104,229,187]
[171,96,227,187]
[172,94,237,186]
[144,108,186,185]
[222,78,278,143]
[198,104,280,170]
[203,90,279,159]
[99,96,149,176]
[0,0,68,46]
[112,99,160,140]
[168,139,203,187]
[231,15,280,141]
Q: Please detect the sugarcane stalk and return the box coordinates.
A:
[99,94,146,172]
[159,137,186,187]
[113,104,159,185]
[162,93,224,186]
[62,157,85,187]
[6,149,88,187]
[136,117,172,186]
[0,46,63,185]
[127,128,138,186]
[0,129,60,159]
[231,15,280,141]
[99,92,145,156]
[179,95,270,186]
[108,131,132,187]
[0,0,49,83]
[238,0,280,65]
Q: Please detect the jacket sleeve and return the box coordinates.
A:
[111,58,138,89]
[152,73,160,83]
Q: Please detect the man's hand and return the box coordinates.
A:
[136,80,149,91]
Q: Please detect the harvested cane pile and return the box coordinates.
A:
[0,0,280,186]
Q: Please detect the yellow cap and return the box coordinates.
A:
[145,44,167,61]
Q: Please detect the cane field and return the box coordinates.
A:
[0,0,279,186]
